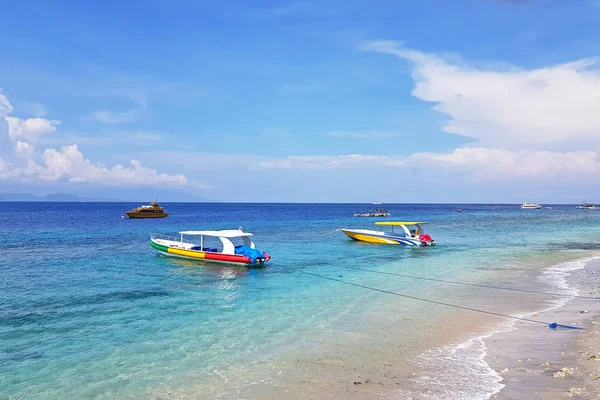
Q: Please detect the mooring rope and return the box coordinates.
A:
[299,271,583,330]
[340,265,600,300]
[311,229,341,238]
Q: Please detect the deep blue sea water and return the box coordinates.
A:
[1,202,600,399]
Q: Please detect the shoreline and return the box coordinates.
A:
[144,253,600,399]
[486,256,600,399]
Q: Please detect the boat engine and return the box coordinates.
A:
[418,234,436,246]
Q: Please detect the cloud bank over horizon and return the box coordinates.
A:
[253,42,600,184]
[0,91,209,191]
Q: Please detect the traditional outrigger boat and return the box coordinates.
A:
[150,229,271,266]
[341,222,436,246]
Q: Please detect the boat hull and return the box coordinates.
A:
[126,212,169,218]
[341,229,429,246]
[151,239,268,266]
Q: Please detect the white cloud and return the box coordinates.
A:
[0,92,13,117]
[411,147,600,180]
[6,117,60,142]
[361,40,600,151]
[0,93,210,190]
[255,148,600,182]
[15,141,34,158]
[2,143,211,189]
[35,144,202,187]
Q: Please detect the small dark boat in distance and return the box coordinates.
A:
[354,208,391,217]
[125,201,169,218]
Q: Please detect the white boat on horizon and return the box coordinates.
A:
[521,202,541,209]
[575,202,599,210]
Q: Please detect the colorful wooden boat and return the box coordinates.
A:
[341,222,436,246]
[150,229,271,266]
[125,201,169,218]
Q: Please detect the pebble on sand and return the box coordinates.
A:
[554,367,573,378]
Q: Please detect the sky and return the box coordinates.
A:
[1,0,600,202]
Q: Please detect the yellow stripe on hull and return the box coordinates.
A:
[342,231,400,245]
[167,247,207,259]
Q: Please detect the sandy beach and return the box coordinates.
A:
[147,254,600,400]
[487,258,600,399]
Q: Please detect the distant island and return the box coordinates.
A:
[0,192,124,202]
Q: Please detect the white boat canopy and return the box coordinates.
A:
[374,221,427,236]
[177,230,256,254]
[178,230,254,237]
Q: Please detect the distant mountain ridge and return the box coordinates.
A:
[0,192,124,202]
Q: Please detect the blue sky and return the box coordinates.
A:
[1,0,600,202]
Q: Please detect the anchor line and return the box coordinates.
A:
[299,271,583,329]
[315,229,341,237]
[340,265,600,300]
[305,229,341,238]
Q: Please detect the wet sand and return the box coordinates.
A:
[148,254,600,400]
[487,258,600,399]
[149,309,503,400]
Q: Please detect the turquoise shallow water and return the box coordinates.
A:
[2,203,600,399]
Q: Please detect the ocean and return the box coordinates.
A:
[1,202,599,399]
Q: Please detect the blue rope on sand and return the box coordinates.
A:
[300,271,585,331]
[548,322,584,330]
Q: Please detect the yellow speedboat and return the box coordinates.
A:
[341,222,435,246]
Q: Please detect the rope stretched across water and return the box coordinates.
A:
[340,265,600,300]
[310,229,341,238]
[299,271,583,330]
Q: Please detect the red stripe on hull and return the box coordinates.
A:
[204,253,251,264]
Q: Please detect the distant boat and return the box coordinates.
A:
[354,208,391,217]
[125,201,169,218]
[521,202,541,209]
[575,202,599,210]
[372,202,383,205]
